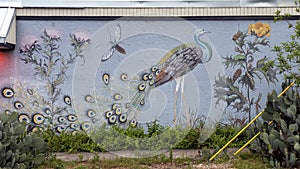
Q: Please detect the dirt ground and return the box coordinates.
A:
[105,163,234,169]
[55,149,202,161]
[54,149,237,169]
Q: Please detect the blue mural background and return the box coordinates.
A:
[0,18,294,139]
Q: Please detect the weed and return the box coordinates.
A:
[78,153,84,162]
[74,165,88,169]
[232,151,271,169]
[40,155,65,169]
[169,148,173,162]
[91,154,100,164]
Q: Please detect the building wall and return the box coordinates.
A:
[15,7,299,17]
[0,17,295,133]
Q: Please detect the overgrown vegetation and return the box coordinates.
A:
[41,119,249,153]
[248,2,300,168]
[265,1,300,85]
[0,112,49,169]
[201,125,249,149]
[0,112,267,169]
[249,89,300,168]
[232,151,271,169]
[42,129,104,153]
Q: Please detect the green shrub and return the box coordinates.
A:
[174,128,200,149]
[249,89,300,168]
[146,119,165,137]
[42,119,251,153]
[200,124,249,149]
[0,111,49,169]
[42,129,104,153]
[90,124,183,152]
[268,7,300,86]
[255,3,300,167]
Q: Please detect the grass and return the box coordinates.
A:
[210,151,272,169]
[39,150,270,169]
[232,152,271,169]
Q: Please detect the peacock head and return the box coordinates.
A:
[194,29,210,38]
[194,29,212,63]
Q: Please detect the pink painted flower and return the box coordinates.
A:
[19,35,39,52]
[45,28,62,39]
[74,31,90,42]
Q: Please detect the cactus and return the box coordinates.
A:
[0,111,49,168]
[249,87,300,168]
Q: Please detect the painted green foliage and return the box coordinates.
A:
[3,29,90,133]
[19,30,90,104]
[214,22,278,124]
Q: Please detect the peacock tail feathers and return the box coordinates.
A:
[94,40,208,128]
[0,81,85,134]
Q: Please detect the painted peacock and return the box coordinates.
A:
[101,28,212,127]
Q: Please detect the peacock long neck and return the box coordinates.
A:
[194,34,212,63]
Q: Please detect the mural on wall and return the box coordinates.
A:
[101,23,126,62]
[214,22,278,126]
[98,28,213,128]
[76,20,222,133]
[0,18,292,148]
[1,29,91,134]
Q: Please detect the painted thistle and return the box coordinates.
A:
[9,29,91,133]
[214,22,277,125]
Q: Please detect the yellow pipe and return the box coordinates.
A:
[233,120,273,156]
[209,81,295,161]
[209,110,264,161]
[233,132,261,156]
[278,81,295,97]
[233,81,295,156]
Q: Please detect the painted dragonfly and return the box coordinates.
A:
[101,23,126,62]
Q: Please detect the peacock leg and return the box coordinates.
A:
[180,77,190,127]
[174,77,182,127]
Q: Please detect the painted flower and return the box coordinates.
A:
[248,22,271,37]
[45,28,62,39]
[19,35,39,52]
[74,31,90,42]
